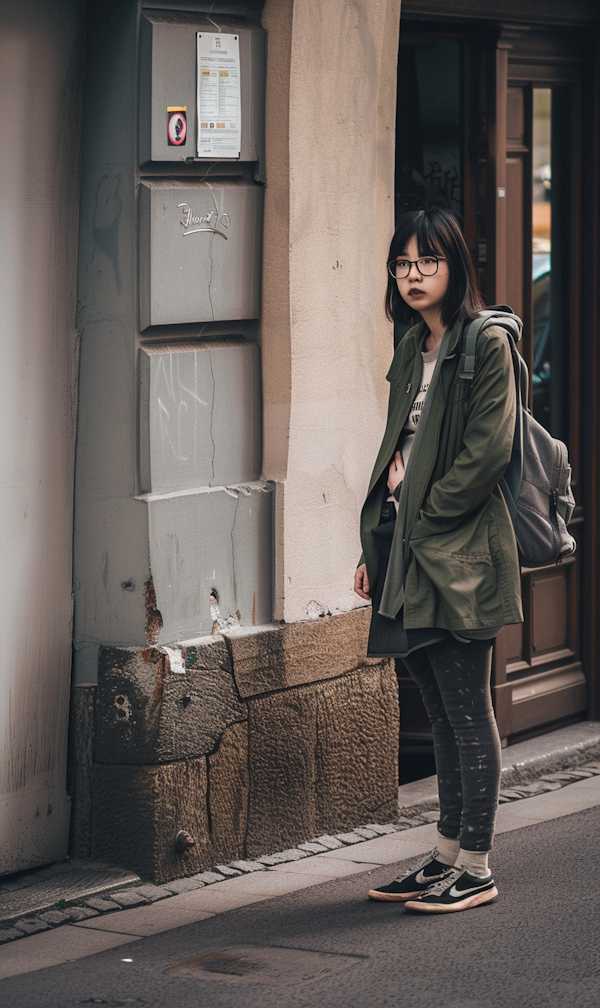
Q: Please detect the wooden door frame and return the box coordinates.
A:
[398,4,600,748]
[488,27,592,740]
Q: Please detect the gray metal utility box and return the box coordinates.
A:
[139,340,262,495]
[139,179,264,328]
[140,11,266,165]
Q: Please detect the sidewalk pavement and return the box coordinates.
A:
[1,742,600,982]
[3,801,598,1008]
[2,719,598,939]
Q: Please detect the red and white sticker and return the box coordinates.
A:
[167,107,187,146]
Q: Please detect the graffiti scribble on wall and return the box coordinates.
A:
[423,159,461,213]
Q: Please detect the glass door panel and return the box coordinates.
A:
[532,88,552,430]
[493,63,583,742]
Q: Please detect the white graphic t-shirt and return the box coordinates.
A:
[399,341,440,467]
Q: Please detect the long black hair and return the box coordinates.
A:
[385,207,485,327]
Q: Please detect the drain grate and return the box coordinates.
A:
[165,945,367,986]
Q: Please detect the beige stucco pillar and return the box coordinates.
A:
[261,0,401,622]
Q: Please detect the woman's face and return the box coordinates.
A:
[394,234,450,318]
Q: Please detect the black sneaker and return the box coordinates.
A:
[404,867,498,913]
[367,851,455,902]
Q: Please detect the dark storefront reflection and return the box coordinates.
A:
[394,33,462,350]
[395,35,462,218]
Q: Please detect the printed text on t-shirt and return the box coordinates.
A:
[409,380,430,426]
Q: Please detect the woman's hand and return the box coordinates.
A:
[387,450,405,494]
[354,563,371,600]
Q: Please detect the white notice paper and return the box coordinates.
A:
[197,32,241,159]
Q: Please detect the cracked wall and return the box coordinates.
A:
[72,3,268,682]
[139,180,264,329]
[70,0,402,879]
[139,339,270,640]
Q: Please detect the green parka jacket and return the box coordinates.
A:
[360,316,523,632]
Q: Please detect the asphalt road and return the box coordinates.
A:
[2,806,599,1008]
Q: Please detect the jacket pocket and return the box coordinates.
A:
[408,513,503,626]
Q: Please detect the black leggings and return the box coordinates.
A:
[403,637,502,852]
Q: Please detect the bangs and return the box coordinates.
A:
[390,210,448,261]
[415,218,447,260]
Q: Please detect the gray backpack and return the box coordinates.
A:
[460,308,576,568]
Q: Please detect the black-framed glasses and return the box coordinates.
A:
[388,256,447,280]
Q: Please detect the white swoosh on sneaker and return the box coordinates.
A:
[448,882,490,898]
[415,869,445,885]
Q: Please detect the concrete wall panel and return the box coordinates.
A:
[140,340,262,494]
[139,180,264,327]
[73,0,151,682]
[139,12,266,166]
[148,484,273,642]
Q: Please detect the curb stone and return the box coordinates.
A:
[190,871,228,885]
[108,889,151,908]
[64,906,100,922]
[135,885,174,902]
[13,919,51,936]
[84,897,123,913]
[161,878,205,895]
[1,757,600,944]
[0,928,26,944]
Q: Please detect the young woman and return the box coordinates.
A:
[355,207,522,913]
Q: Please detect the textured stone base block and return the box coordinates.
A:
[85,613,400,882]
[207,721,250,865]
[91,722,250,882]
[94,639,247,764]
[227,606,378,697]
[245,662,399,857]
[91,758,213,883]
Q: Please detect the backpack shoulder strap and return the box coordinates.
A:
[458,309,525,523]
[458,316,488,380]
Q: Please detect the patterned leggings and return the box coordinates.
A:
[403,636,502,852]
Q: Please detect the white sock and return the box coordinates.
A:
[436,834,460,867]
[458,848,491,878]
